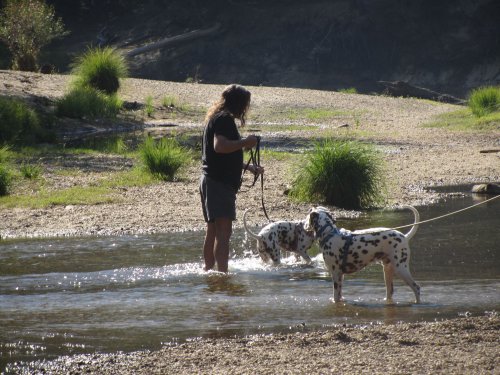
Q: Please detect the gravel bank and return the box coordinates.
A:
[8,315,498,374]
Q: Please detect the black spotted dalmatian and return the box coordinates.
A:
[243,209,316,265]
[304,206,421,303]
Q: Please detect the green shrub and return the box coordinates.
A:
[0,0,67,71]
[0,97,42,144]
[139,136,189,181]
[468,86,500,117]
[289,139,385,209]
[0,163,12,196]
[71,47,128,94]
[56,86,122,119]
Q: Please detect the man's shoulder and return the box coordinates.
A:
[212,112,236,133]
[213,111,233,124]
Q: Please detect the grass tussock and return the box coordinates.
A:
[0,145,12,163]
[56,86,122,119]
[139,136,190,181]
[56,47,127,120]
[20,162,42,179]
[0,97,43,144]
[144,96,155,117]
[71,47,128,95]
[289,139,385,209]
[0,163,12,196]
[468,86,500,118]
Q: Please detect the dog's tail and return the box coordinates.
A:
[243,209,261,241]
[403,205,420,240]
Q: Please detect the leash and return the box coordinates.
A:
[388,194,500,232]
[241,136,271,221]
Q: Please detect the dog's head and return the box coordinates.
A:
[295,220,316,241]
[304,206,336,236]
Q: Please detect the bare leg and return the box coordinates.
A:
[203,222,216,271]
[214,217,233,273]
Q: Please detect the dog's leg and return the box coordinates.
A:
[294,249,312,264]
[395,266,421,304]
[301,253,312,264]
[382,262,395,303]
[331,268,344,302]
[257,242,271,263]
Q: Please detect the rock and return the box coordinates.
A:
[471,183,500,195]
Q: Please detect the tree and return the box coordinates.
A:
[0,0,67,71]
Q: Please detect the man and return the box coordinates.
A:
[200,84,263,272]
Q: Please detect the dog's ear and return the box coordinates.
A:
[304,211,316,231]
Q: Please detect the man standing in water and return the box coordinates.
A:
[200,84,263,272]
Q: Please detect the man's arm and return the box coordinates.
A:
[214,134,259,154]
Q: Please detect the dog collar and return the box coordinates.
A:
[317,224,340,247]
[317,223,334,237]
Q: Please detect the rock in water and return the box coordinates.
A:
[471,183,500,195]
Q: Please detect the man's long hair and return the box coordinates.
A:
[205,84,251,126]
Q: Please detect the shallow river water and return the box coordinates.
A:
[1,192,499,370]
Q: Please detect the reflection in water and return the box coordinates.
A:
[0,192,499,368]
[204,274,249,296]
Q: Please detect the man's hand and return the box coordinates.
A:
[243,135,259,150]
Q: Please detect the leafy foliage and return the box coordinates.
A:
[0,0,67,71]
[289,139,385,209]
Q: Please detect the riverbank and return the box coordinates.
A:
[0,71,499,239]
[8,314,498,374]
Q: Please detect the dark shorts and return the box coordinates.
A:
[199,174,237,223]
